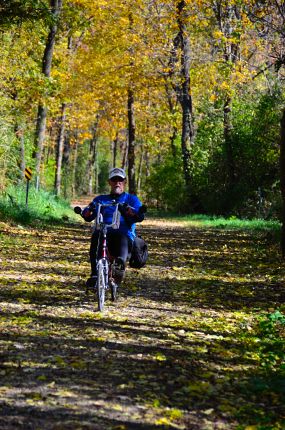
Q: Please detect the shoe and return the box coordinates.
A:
[86,275,97,291]
[112,257,125,285]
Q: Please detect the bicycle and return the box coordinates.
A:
[74,201,122,312]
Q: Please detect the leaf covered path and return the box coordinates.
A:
[0,217,284,429]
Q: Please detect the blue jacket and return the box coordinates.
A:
[82,192,143,241]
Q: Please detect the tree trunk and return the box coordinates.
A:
[34,104,47,189]
[112,132,119,167]
[54,102,66,196]
[33,0,62,190]
[145,150,150,177]
[280,108,285,257]
[63,132,71,166]
[94,150,98,194]
[71,131,78,198]
[214,3,240,188]
[170,126,178,158]
[87,120,99,195]
[137,141,144,193]
[127,11,136,194]
[127,87,136,194]
[122,140,128,171]
[165,83,178,158]
[62,132,71,198]
[178,1,194,187]
[15,124,25,179]
[169,1,194,190]
[223,95,235,185]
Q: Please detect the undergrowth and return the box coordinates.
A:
[148,210,281,234]
[0,184,76,225]
[257,309,285,372]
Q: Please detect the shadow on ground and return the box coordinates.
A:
[0,220,284,429]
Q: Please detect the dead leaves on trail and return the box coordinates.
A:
[0,219,285,429]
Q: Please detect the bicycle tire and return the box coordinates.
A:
[97,259,107,312]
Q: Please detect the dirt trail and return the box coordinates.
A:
[0,217,284,429]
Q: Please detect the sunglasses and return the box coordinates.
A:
[110,176,125,182]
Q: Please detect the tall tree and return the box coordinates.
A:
[127,86,136,193]
[33,0,62,190]
[280,108,285,257]
[127,10,137,194]
[169,0,194,191]
[54,102,66,195]
[87,116,99,195]
[212,1,242,186]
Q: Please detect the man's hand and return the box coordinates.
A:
[118,203,133,216]
[81,202,96,221]
[118,203,145,222]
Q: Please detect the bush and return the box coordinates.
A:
[258,310,285,371]
[145,155,186,212]
[187,90,282,217]
[0,184,75,225]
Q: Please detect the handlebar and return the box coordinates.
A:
[73,201,120,230]
[74,201,147,228]
[74,206,82,214]
[96,202,120,229]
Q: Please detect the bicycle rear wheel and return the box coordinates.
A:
[97,259,107,311]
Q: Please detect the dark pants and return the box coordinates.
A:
[90,230,132,276]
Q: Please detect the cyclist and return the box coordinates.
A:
[81,167,145,285]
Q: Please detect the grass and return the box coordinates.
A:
[0,184,76,225]
[147,210,281,233]
[0,186,281,237]
[179,214,281,231]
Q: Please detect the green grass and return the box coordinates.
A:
[178,214,281,232]
[147,209,281,233]
[0,184,76,225]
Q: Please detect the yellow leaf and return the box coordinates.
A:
[155,352,167,361]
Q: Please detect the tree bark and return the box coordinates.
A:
[280,108,285,257]
[165,83,178,157]
[214,3,240,187]
[15,124,25,179]
[63,132,71,167]
[112,131,119,168]
[178,0,194,186]
[87,119,99,195]
[54,102,67,196]
[127,87,136,194]
[62,132,71,198]
[71,131,78,198]
[223,95,235,185]
[169,1,194,189]
[122,140,128,171]
[137,141,144,193]
[33,0,62,190]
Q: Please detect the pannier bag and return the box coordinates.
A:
[129,236,148,269]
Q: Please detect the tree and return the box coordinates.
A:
[280,108,285,257]
[33,0,62,190]
[54,102,66,195]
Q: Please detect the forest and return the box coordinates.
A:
[1,2,285,429]
[0,0,285,220]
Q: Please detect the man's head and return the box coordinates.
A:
[108,167,127,195]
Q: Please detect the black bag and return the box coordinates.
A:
[129,236,148,269]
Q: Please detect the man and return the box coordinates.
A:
[81,167,145,285]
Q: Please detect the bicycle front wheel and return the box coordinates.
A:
[97,259,107,312]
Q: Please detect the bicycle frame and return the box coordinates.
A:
[93,202,120,311]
